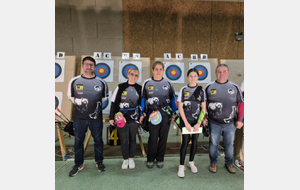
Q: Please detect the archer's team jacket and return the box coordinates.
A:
[109,81,142,123]
[205,80,244,126]
[67,75,108,121]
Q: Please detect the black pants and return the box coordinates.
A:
[180,133,199,165]
[147,111,171,162]
[118,122,138,159]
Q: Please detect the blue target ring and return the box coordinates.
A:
[122,64,138,79]
[194,65,208,80]
[166,65,182,80]
[55,63,62,79]
[95,63,110,79]
[55,96,59,110]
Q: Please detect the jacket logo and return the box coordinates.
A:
[210,89,217,94]
[76,84,83,90]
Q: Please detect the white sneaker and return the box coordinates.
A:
[129,159,135,169]
[122,160,129,170]
[178,165,185,178]
[188,161,198,173]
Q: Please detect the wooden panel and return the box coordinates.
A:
[237,2,244,59]
[153,0,182,59]
[123,0,153,58]
[182,1,212,57]
[210,2,240,59]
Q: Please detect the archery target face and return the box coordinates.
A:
[119,61,142,83]
[95,60,114,82]
[55,92,63,115]
[194,65,208,80]
[102,91,112,114]
[55,60,65,82]
[163,62,184,83]
[189,62,211,84]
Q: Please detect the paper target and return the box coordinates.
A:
[55,92,63,115]
[119,61,142,83]
[189,62,211,84]
[163,62,184,83]
[95,60,114,82]
[55,60,65,82]
[102,91,112,114]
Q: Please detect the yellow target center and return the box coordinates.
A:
[100,68,104,73]
[171,70,176,75]
[198,71,203,75]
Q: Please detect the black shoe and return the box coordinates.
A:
[96,162,106,172]
[157,162,164,168]
[147,162,154,168]
[69,164,84,177]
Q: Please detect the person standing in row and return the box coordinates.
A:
[139,61,177,169]
[235,80,244,171]
[205,64,244,174]
[109,69,142,170]
[177,68,207,178]
[67,56,108,177]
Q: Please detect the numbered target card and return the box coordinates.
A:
[95,60,114,82]
[119,61,142,83]
[189,62,211,84]
[163,62,185,83]
[55,92,63,115]
[55,60,65,82]
[102,91,112,114]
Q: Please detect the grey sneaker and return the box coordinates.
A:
[147,162,154,168]
[157,161,164,168]
[69,164,84,177]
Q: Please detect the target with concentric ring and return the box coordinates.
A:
[122,64,138,79]
[55,96,59,110]
[55,63,62,79]
[95,63,110,79]
[166,65,182,81]
[194,65,208,80]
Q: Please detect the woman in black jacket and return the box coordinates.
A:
[109,68,142,170]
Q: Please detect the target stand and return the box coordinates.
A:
[55,121,68,161]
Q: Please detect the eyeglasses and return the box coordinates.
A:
[83,64,95,68]
[130,73,139,78]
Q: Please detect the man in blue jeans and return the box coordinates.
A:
[67,56,108,177]
[205,64,244,174]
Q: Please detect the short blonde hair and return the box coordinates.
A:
[128,68,140,75]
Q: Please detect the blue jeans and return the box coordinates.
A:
[209,122,236,165]
[73,119,104,165]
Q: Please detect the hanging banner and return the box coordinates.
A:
[55,60,65,82]
[55,92,63,115]
[95,60,114,82]
[119,61,142,83]
[189,62,211,84]
[163,62,185,83]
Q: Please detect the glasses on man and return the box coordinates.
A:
[83,64,95,68]
[130,73,139,78]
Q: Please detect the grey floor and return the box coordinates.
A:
[55,122,244,190]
